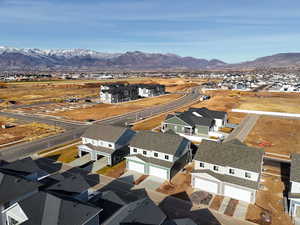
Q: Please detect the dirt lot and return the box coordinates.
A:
[0,116,63,146]
[246,174,292,225]
[53,94,183,121]
[245,116,300,154]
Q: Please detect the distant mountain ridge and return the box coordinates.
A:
[0,46,226,70]
[0,46,300,71]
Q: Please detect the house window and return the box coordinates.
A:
[133,148,137,153]
[229,168,235,174]
[154,153,158,157]
[165,155,169,160]
[213,165,219,171]
[143,151,147,155]
[199,162,204,168]
[245,172,251,178]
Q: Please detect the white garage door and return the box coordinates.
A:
[128,161,145,173]
[149,166,168,180]
[194,177,219,194]
[224,185,252,203]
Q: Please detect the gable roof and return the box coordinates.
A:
[188,107,227,119]
[0,157,60,177]
[19,191,101,225]
[291,153,300,182]
[129,131,187,155]
[0,172,41,205]
[194,139,264,173]
[45,173,98,195]
[104,198,166,225]
[165,111,214,127]
[82,124,129,142]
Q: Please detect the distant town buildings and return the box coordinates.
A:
[100,83,165,104]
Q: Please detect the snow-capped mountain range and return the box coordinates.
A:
[0,46,121,59]
[1,46,299,71]
[0,46,227,70]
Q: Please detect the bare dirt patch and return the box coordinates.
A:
[53,94,182,121]
[210,195,224,211]
[245,116,300,154]
[0,119,63,146]
[246,174,292,225]
[97,160,126,178]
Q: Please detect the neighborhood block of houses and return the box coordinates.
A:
[191,139,264,203]
[125,131,192,180]
[161,107,228,141]
[100,83,165,103]
[78,124,136,166]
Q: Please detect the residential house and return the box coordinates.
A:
[138,84,165,97]
[78,124,136,166]
[0,172,41,225]
[161,107,227,139]
[103,197,167,225]
[0,157,60,182]
[125,131,192,180]
[289,153,300,223]
[2,190,102,225]
[191,139,264,203]
[100,85,139,104]
[100,83,166,103]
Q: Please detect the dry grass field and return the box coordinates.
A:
[53,93,183,121]
[245,116,300,154]
[0,116,63,146]
[42,144,79,163]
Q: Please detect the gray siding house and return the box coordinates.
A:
[289,154,300,223]
[125,131,192,180]
[161,107,227,138]
[78,124,136,166]
[191,139,264,203]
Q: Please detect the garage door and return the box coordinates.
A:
[194,177,219,194]
[128,161,145,173]
[149,166,168,180]
[224,185,252,203]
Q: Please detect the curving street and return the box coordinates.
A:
[0,86,202,162]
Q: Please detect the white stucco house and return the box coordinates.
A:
[78,124,136,166]
[125,131,192,180]
[191,139,264,203]
[289,153,300,223]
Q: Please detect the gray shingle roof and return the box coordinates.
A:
[0,172,41,205]
[46,174,97,194]
[19,191,101,225]
[192,169,260,190]
[290,153,300,182]
[189,107,227,119]
[82,124,128,142]
[194,139,264,173]
[176,111,214,127]
[104,198,166,225]
[129,131,187,155]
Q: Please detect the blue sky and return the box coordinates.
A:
[1,0,300,63]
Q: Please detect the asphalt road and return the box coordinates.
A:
[0,87,202,162]
[225,114,260,142]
